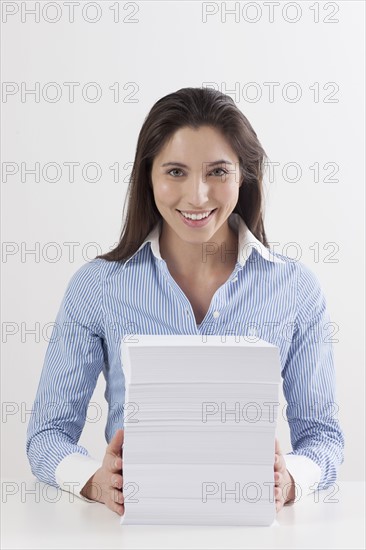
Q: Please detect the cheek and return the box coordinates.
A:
[219,181,240,202]
[154,181,178,205]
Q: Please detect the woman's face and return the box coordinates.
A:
[151,125,242,245]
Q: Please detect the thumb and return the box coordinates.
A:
[275,437,281,455]
[106,428,124,457]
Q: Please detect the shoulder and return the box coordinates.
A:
[66,258,102,294]
[63,258,112,311]
[265,249,323,287]
[288,259,328,321]
[62,258,125,328]
[264,249,327,317]
[66,257,124,290]
[252,248,298,280]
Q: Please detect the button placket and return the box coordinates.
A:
[160,260,234,330]
[160,262,198,328]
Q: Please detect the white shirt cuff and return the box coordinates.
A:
[283,453,322,504]
[55,453,103,503]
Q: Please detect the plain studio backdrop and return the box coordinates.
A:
[1,1,365,488]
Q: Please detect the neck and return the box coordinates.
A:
[159,221,238,279]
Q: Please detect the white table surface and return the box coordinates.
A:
[1,480,365,549]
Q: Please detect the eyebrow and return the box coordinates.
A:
[161,159,233,168]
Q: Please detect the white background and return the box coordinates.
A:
[1,1,365,485]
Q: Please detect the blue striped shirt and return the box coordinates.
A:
[26,213,344,499]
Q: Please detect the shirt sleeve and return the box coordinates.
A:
[55,453,103,502]
[281,261,345,501]
[26,258,105,499]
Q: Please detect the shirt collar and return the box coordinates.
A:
[122,212,285,270]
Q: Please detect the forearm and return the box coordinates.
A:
[26,428,91,487]
[27,429,102,501]
[281,415,345,505]
[287,427,345,489]
[56,453,103,502]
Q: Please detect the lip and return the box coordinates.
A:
[177,208,217,228]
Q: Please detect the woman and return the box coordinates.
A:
[26,87,344,517]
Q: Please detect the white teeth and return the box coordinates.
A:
[180,210,213,221]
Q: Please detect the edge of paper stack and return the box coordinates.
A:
[120,335,281,526]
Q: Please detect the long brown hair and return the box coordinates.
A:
[97,87,269,262]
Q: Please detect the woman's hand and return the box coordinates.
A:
[80,432,294,515]
[80,428,124,516]
[274,437,296,512]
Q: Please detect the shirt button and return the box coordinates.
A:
[213,311,220,319]
[232,277,238,282]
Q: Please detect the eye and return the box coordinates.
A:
[167,168,184,177]
[167,167,229,177]
[210,168,228,176]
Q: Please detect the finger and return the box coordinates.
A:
[275,437,281,456]
[111,487,124,505]
[275,486,282,500]
[278,454,286,472]
[106,429,124,458]
[274,472,281,486]
[274,453,281,471]
[108,454,123,473]
[275,486,285,509]
[108,499,124,516]
[274,453,286,472]
[111,473,123,490]
[276,499,283,513]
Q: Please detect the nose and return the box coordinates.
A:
[184,174,210,207]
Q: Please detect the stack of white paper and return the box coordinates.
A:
[120,335,281,526]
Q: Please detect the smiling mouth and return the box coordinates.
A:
[176,208,218,227]
[176,208,217,217]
